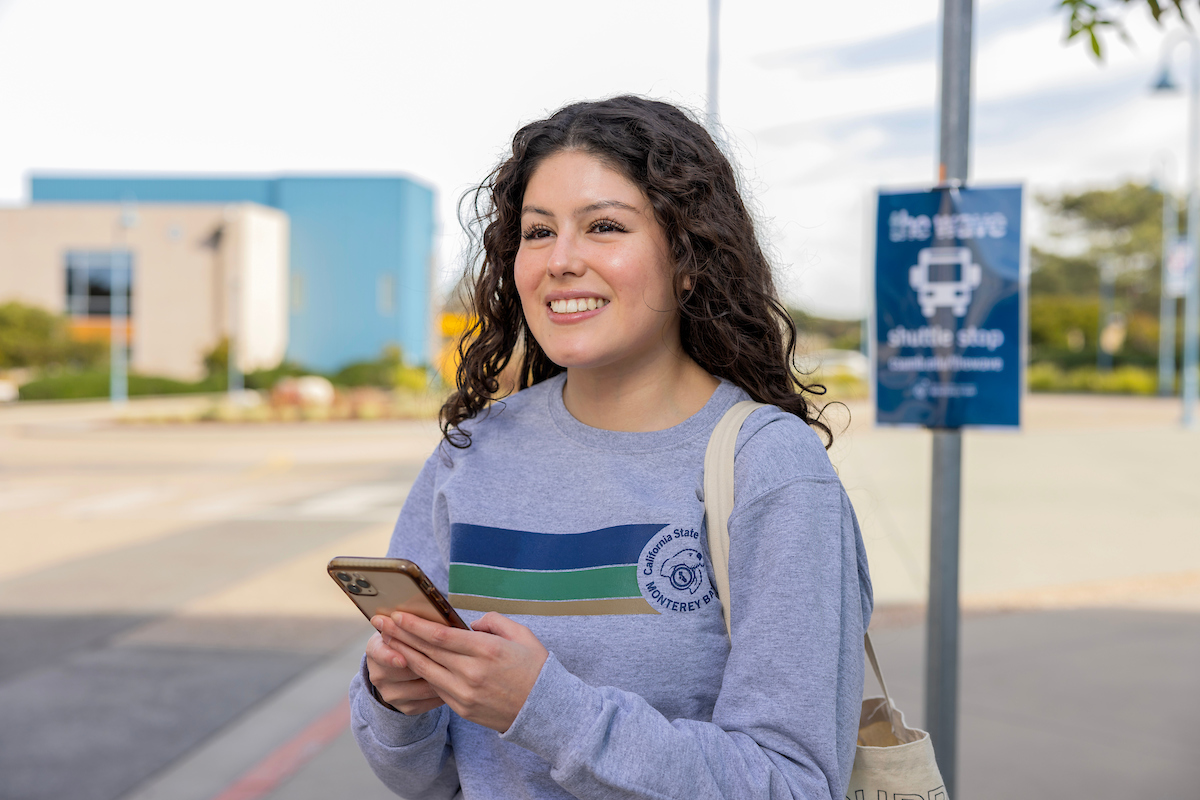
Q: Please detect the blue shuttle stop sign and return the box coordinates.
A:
[874,186,1023,428]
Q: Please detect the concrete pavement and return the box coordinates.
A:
[1,392,1197,799]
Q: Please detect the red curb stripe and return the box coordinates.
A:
[211,697,351,800]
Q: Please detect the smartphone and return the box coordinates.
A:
[327,556,472,630]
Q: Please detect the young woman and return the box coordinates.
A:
[351,96,873,800]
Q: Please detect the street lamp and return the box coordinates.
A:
[111,203,137,405]
[1153,33,1200,428]
[1154,155,1181,396]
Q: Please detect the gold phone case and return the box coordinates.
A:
[327,556,471,630]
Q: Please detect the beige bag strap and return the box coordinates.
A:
[703,400,766,638]
[703,401,900,734]
[863,631,900,735]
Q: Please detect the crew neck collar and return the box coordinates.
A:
[544,372,745,453]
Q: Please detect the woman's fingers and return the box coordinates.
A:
[364,633,447,715]
[385,611,549,733]
[365,631,408,671]
[469,612,537,644]
[388,612,475,658]
[391,638,459,689]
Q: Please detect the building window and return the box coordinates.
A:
[377,274,395,316]
[65,251,133,317]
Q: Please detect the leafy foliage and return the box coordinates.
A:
[201,337,318,390]
[1032,181,1182,374]
[787,308,862,351]
[18,371,223,401]
[1027,363,1159,394]
[1060,0,1189,59]
[330,344,430,390]
[0,302,106,370]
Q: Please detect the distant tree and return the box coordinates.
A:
[1033,181,1166,313]
[1032,181,1177,367]
[0,302,105,370]
[788,308,862,352]
[1061,0,1191,59]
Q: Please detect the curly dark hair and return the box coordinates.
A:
[441,95,831,447]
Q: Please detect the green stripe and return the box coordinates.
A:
[450,564,639,601]
[449,595,657,617]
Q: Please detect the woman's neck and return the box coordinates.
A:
[560,356,719,433]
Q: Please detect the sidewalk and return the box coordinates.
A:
[133,604,1199,800]
[2,392,1195,799]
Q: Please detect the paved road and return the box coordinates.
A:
[0,393,1197,799]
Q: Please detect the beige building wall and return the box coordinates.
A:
[0,203,288,381]
[230,206,289,373]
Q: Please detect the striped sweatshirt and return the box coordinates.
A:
[349,374,873,800]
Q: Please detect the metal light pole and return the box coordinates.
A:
[706,0,720,130]
[110,204,137,405]
[1097,257,1117,372]
[225,212,244,399]
[927,1,973,796]
[1157,163,1179,396]
[1154,33,1200,426]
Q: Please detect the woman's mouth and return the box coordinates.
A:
[548,297,609,315]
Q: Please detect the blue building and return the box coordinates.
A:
[31,174,435,373]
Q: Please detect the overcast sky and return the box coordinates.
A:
[0,0,1189,318]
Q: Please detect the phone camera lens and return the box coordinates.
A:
[336,572,352,582]
[355,579,371,589]
[347,584,362,594]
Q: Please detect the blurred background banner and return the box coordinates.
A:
[875,186,1023,427]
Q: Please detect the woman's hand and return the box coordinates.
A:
[365,620,446,716]
[374,611,549,733]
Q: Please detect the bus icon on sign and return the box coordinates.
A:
[909,246,981,318]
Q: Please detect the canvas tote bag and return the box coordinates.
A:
[703,401,947,800]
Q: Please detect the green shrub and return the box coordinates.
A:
[0,302,106,370]
[331,344,429,390]
[1029,295,1098,353]
[18,371,222,401]
[1027,363,1158,395]
[332,359,394,388]
[244,362,310,390]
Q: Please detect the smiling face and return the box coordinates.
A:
[515,150,681,378]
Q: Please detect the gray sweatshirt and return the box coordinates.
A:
[350,375,872,800]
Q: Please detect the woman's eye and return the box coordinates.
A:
[522,226,553,241]
[590,219,625,234]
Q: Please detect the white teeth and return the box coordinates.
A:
[549,298,608,314]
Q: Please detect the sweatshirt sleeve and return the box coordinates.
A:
[499,416,874,800]
[348,447,462,800]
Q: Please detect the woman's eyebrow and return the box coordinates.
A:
[520,199,640,218]
[575,199,638,216]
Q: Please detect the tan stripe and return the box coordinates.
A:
[449,595,658,617]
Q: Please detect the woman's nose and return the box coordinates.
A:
[547,233,584,278]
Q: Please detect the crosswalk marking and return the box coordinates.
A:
[0,481,413,521]
[179,483,329,520]
[65,487,177,517]
[293,483,409,517]
[0,486,64,512]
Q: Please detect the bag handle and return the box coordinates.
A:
[703,401,900,736]
[703,400,764,638]
[863,631,899,736]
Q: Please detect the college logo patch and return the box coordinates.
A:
[636,527,717,613]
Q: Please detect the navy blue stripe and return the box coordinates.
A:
[450,523,667,571]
